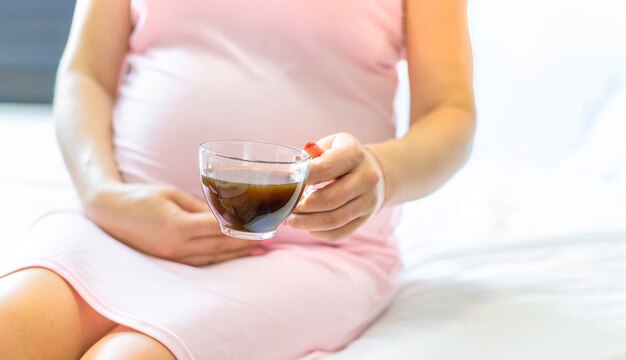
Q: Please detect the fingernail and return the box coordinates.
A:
[261,239,275,247]
[250,249,267,256]
[304,142,325,158]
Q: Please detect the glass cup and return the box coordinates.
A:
[199,140,311,240]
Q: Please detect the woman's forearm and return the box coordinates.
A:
[369,0,475,207]
[53,71,122,203]
[369,105,476,206]
[52,0,131,205]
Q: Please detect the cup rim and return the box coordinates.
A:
[199,139,312,165]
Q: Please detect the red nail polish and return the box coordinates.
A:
[304,142,325,159]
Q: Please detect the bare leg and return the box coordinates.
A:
[0,268,117,359]
[82,325,175,360]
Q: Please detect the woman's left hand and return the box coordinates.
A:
[286,133,385,241]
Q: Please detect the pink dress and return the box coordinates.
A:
[2,1,404,358]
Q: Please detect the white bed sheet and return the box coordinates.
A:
[332,233,626,360]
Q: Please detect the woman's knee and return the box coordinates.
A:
[82,326,176,360]
[0,268,116,359]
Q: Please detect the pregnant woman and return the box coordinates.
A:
[0,1,475,359]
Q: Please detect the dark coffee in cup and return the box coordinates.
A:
[201,168,306,234]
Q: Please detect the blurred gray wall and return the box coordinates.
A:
[0,1,75,103]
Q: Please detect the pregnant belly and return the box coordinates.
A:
[112,61,395,197]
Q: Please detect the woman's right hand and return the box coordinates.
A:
[83,183,266,266]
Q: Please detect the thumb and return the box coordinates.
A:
[165,188,209,213]
[314,134,337,151]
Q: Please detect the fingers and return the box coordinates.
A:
[181,235,262,257]
[160,187,223,237]
[165,188,208,213]
[291,133,383,241]
[313,134,338,150]
[287,193,376,232]
[176,212,224,238]
[296,170,367,213]
[179,246,266,267]
[306,134,364,185]
[309,216,369,242]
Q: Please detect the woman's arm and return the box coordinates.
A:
[54,0,130,201]
[54,0,263,265]
[368,0,476,205]
[287,0,475,239]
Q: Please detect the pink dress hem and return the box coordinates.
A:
[0,259,194,360]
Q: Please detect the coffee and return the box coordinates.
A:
[201,168,305,234]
